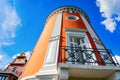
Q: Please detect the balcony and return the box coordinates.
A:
[59,46,119,66]
[58,46,120,79]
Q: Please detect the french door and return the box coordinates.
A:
[66,32,97,65]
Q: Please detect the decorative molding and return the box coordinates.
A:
[58,63,120,70]
[45,40,59,64]
[45,6,90,24]
[36,75,58,80]
[21,75,37,80]
[80,14,104,50]
[36,66,58,76]
[80,14,98,40]
[65,28,87,32]
[21,74,58,80]
[50,35,61,42]
[44,12,62,65]
[36,10,62,77]
[66,15,79,21]
[59,68,69,80]
[93,38,102,46]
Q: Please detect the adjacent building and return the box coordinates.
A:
[0,51,27,80]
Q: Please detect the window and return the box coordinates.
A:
[0,76,2,80]
[12,67,17,73]
[67,32,90,48]
[5,76,8,80]
[66,31,97,65]
[66,15,79,21]
[68,36,87,64]
[0,76,8,80]
[12,77,17,80]
[66,32,91,64]
[69,36,86,49]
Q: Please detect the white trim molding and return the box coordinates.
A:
[59,68,69,80]
[36,11,62,78]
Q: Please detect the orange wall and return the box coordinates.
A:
[61,11,87,46]
[60,11,105,65]
[60,11,87,63]
[62,11,87,30]
[20,14,57,79]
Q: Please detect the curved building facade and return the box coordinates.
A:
[19,6,120,80]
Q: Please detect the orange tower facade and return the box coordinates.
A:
[20,6,120,80]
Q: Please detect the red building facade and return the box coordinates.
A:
[0,51,27,80]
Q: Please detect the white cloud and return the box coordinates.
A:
[101,18,116,32]
[96,0,120,33]
[0,0,21,47]
[0,0,21,68]
[0,49,11,68]
[0,55,4,60]
[12,53,20,59]
[25,51,31,60]
[12,51,31,60]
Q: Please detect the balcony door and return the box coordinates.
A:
[66,32,97,65]
[69,36,87,49]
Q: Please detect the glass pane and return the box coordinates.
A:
[74,37,77,43]
[70,37,72,42]
[70,44,73,47]
[12,67,17,73]
[5,77,8,80]
[83,45,86,49]
[76,38,80,45]
[81,38,85,43]
[2,77,5,80]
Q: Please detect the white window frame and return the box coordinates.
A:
[66,31,91,48]
[66,30,98,65]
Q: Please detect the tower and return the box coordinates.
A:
[0,51,27,80]
[20,6,120,80]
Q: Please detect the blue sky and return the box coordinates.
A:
[0,0,120,68]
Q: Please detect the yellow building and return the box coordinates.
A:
[19,6,120,80]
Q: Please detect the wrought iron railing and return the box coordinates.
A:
[59,46,119,66]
